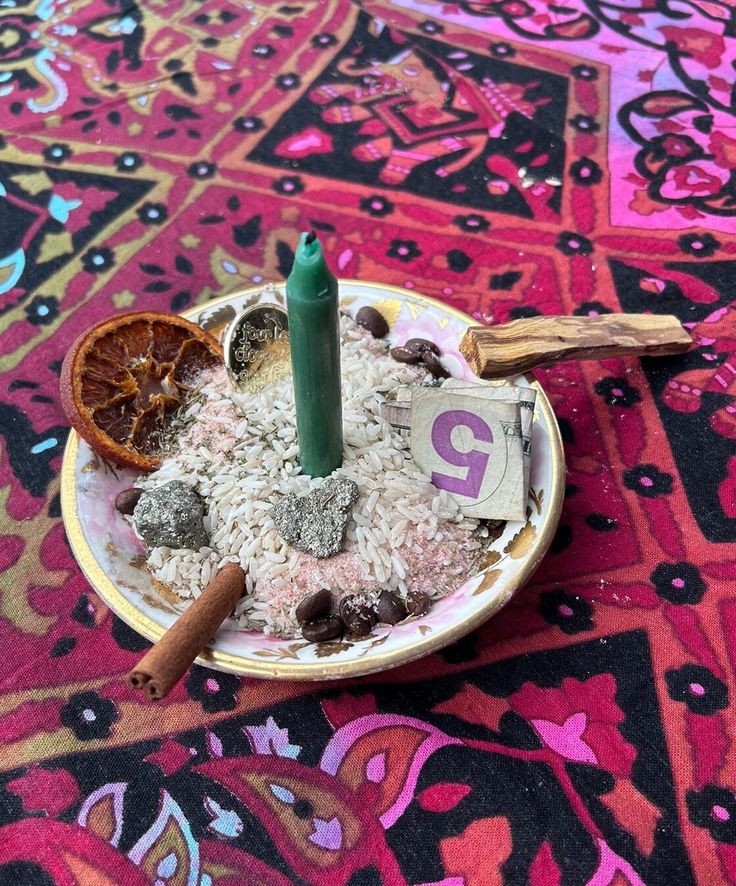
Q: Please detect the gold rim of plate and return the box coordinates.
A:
[60,281,565,679]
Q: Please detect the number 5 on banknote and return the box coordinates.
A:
[430,409,494,499]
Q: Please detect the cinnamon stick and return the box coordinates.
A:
[459,313,692,379]
[127,562,245,700]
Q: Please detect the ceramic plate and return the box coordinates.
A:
[61,282,564,679]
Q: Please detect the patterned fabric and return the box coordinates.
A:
[0,0,735,883]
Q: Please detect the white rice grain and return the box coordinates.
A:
[137,313,483,637]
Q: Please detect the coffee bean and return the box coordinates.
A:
[339,595,377,636]
[115,487,143,515]
[422,351,450,379]
[377,589,407,625]
[406,590,432,616]
[296,588,332,625]
[356,306,389,339]
[405,337,440,356]
[302,615,344,642]
[338,594,357,621]
[343,610,375,637]
[390,346,421,364]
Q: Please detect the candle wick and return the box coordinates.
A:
[305,230,317,245]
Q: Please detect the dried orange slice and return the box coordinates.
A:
[61,311,222,472]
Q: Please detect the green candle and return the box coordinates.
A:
[286,232,343,477]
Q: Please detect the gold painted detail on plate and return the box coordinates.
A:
[315,642,353,658]
[529,486,545,516]
[373,298,402,328]
[474,568,503,595]
[504,510,537,560]
[479,549,502,570]
[254,643,312,661]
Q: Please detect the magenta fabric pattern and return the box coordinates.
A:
[1,0,736,883]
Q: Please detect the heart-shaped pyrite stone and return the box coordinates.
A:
[271,478,359,559]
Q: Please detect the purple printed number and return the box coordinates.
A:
[430,409,492,499]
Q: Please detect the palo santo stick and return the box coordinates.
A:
[460,313,692,379]
[127,562,245,701]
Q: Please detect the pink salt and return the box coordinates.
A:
[178,368,238,458]
[399,523,481,595]
[252,523,482,638]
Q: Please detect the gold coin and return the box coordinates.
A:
[223,304,290,393]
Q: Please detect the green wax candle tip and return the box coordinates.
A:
[286,232,343,478]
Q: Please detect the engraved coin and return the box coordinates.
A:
[223,303,290,393]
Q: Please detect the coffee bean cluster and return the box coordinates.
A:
[390,337,449,378]
[354,307,448,379]
[295,587,432,643]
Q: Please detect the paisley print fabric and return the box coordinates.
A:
[1,0,735,883]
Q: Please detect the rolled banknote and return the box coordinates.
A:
[410,387,526,521]
[442,380,536,502]
[381,381,536,504]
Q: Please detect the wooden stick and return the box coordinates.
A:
[459,313,692,379]
[127,562,245,700]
